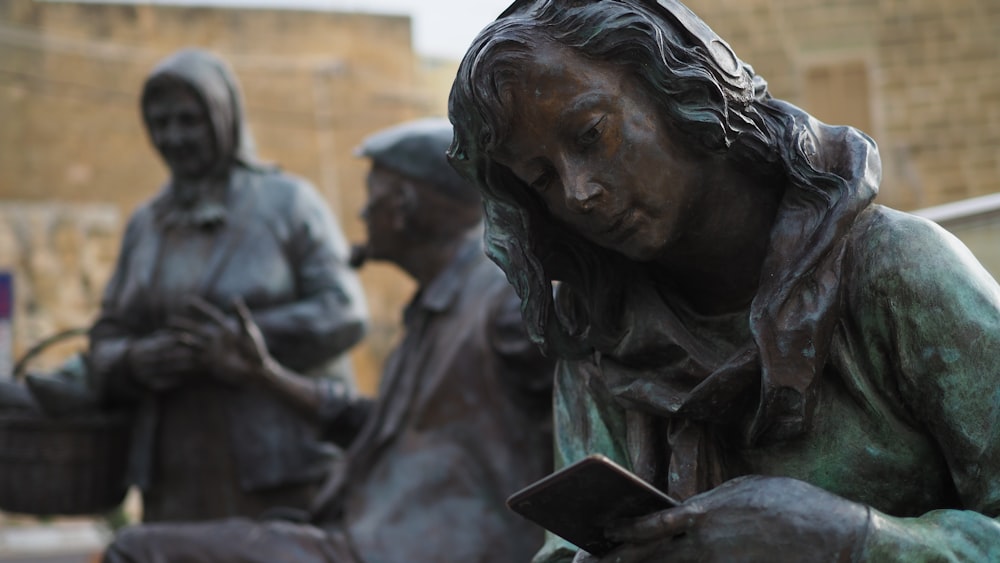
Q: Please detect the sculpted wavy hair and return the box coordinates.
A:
[448,0,851,359]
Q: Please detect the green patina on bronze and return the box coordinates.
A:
[448,0,1000,561]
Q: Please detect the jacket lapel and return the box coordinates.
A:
[195,175,256,295]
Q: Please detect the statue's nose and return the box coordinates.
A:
[564,180,604,213]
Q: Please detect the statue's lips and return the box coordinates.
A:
[161,147,197,165]
[596,208,639,243]
[160,147,214,175]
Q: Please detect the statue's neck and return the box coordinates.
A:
[653,171,785,316]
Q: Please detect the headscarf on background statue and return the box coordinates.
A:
[448,0,880,499]
[141,48,273,230]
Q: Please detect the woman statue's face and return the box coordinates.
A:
[144,82,217,179]
[494,41,713,262]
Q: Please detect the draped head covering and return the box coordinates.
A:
[141,49,270,229]
[141,48,261,170]
[448,0,880,499]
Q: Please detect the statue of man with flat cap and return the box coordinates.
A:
[102,118,556,563]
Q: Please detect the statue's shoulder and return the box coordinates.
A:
[847,204,987,298]
[851,205,956,262]
[121,191,164,237]
[238,168,325,214]
[245,168,315,195]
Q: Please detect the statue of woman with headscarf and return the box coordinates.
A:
[88,48,369,523]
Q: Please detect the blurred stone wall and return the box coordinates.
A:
[0,202,119,375]
[0,0,446,392]
[686,0,1000,211]
[6,0,998,387]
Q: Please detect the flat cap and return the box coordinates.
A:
[356,118,479,204]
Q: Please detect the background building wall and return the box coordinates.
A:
[685,0,1000,211]
[0,0,437,391]
[1,0,999,391]
[0,202,119,376]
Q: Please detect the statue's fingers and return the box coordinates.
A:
[232,298,267,347]
[606,505,700,544]
[174,331,205,350]
[184,296,230,329]
[596,541,659,563]
[232,298,254,334]
[166,316,207,337]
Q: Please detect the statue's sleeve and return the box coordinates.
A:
[488,286,555,396]
[88,212,145,403]
[532,357,631,563]
[852,213,1000,560]
[250,179,368,374]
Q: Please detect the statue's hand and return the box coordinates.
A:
[127,331,199,391]
[598,475,869,563]
[169,297,274,387]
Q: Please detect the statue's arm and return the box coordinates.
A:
[531,358,631,563]
[88,214,145,403]
[863,510,1000,561]
[194,297,372,445]
[852,213,1000,560]
[250,181,369,373]
[488,286,555,395]
[254,355,374,445]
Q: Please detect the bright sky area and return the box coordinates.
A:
[65,0,515,59]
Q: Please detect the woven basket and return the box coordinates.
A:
[0,329,131,516]
[0,410,130,515]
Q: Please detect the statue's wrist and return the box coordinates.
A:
[849,505,874,562]
[259,357,283,385]
[856,508,933,562]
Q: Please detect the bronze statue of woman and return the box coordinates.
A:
[89,48,368,523]
[449,0,1000,561]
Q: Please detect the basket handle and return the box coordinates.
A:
[12,327,90,380]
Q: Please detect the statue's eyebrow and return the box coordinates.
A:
[559,92,613,121]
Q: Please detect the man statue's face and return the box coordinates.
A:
[360,164,410,264]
